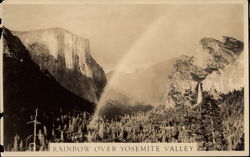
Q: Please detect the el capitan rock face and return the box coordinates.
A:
[164,36,244,107]
[14,28,107,103]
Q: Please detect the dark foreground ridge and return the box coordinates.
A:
[2,27,96,147]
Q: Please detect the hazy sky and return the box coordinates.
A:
[3,2,244,72]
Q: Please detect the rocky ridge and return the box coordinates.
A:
[164,36,244,107]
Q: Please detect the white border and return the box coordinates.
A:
[2,0,247,4]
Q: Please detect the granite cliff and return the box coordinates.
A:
[14,28,107,103]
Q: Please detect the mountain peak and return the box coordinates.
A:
[196,36,243,72]
[222,36,244,53]
[200,36,243,55]
[11,27,107,103]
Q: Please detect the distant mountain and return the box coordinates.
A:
[2,27,96,148]
[105,58,178,106]
[13,28,107,103]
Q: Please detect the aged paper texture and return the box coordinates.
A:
[0,0,249,156]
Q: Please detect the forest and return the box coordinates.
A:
[8,88,244,151]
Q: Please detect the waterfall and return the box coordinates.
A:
[197,82,203,104]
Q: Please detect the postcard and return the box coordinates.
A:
[0,0,248,156]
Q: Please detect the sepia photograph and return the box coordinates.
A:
[0,0,248,156]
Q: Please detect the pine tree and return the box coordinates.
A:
[199,93,227,150]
